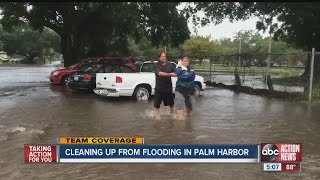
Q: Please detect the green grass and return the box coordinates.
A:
[272,76,308,86]
[194,64,304,76]
[311,83,320,100]
[272,76,320,101]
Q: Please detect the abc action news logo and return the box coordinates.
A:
[261,143,302,162]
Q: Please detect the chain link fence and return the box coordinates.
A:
[188,52,319,101]
[133,51,319,102]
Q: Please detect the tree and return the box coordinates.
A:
[213,30,301,67]
[259,38,298,67]
[216,38,237,55]
[126,36,183,60]
[233,31,264,54]
[0,24,60,63]
[166,46,183,59]
[182,36,216,64]
[215,38,238,66]
[184,2,320,79]
[0,2,190,66]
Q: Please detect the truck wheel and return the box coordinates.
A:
[133,86,150,101]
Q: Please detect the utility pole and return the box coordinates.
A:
[265,25,274,91]
[265,26,272,85]
[164,46,167,54]
[238,38,242,70]
[309,48,315,102]
[235,33,242,72]
[235,32,242,87]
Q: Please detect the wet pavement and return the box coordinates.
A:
[0,66,319,180]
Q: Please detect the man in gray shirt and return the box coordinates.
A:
[153,52,176,118]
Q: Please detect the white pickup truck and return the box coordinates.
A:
[93,61,206,100]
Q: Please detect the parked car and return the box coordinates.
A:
[94,61,206,100]
[50,57,99,85]
[68,58,136,91]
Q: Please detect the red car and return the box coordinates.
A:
[49,57,136,85]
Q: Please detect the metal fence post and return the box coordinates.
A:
[209,58,212,82]
[309,48,315,102]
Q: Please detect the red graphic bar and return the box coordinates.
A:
[281,163,300,172]
[24,145,57,163]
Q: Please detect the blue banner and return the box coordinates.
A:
[59,145,258,159]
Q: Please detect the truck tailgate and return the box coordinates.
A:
[96,73,119,89]
[95,73,155,90]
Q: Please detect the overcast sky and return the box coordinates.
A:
[177,3,270,40]
[187,17,270,40]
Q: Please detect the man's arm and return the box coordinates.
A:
[154,64,176,77]
[170,63,178,77]
[158,72,176,77]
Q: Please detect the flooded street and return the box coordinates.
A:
[0,66,319,180]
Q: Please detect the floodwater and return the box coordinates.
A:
[0,66,320,180]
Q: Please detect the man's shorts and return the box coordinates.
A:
[175,91,192,110]
[154,90,174,108]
